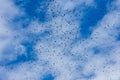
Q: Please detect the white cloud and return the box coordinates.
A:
[0,0,120,80]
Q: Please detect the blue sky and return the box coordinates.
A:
[0,0,120,80]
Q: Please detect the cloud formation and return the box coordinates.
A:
[0,0,120,80]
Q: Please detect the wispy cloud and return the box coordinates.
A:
[0,0,120,80]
